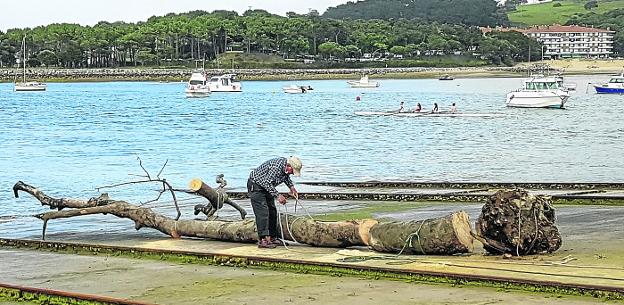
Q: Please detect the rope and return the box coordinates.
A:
[397,220,427,256]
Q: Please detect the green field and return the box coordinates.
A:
[508,0,624,26]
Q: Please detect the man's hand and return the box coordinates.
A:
[289,186,298,200]
[278,194,287,205]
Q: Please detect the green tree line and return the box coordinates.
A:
[0,9,538,68]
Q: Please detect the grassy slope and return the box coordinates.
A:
[508,0,624,26]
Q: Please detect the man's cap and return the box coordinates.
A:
[287,156,302,177]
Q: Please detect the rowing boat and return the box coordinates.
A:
[354,111,505,118]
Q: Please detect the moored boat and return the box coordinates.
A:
[347,75,379,88]
[593,73,624,94]
[185,71,211,98]
[14,36,46,92]
[438,74,454,81]
[283,85,313,94]
[208,74,242,92]
[506,76,569,109]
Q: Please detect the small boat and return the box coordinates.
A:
[185,71,211,98]
[14,36,46,92]
[593,73,624,94]
[506,76,569,109]
[208,74,242,92]
[347,75,379,88]
[438,74,454,81]
[283,85,313,94]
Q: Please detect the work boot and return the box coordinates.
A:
[258,238,276,249]
[271,237,288,246]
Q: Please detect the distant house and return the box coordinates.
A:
[521,0,553,5]
[480,24,615,59]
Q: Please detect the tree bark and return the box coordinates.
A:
[368,212,474,254]
[12,181,474,255]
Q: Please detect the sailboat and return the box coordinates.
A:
[14,36,47,92]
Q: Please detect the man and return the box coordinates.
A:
[247,156,302,248]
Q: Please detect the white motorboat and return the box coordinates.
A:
[282,85,313,94]
[593,73,624,94]
[185,71,211,98]
[208,74,242,92]
[14,36,46,92]
[347,75,379,88]
[506,76,569,109]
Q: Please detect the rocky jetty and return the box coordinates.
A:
[0,66,535,82]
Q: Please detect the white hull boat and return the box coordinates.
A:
[208,74,242,92]
[506,91,569,108]
[185,71,211,98]
[14,82,47,92]
[347,75,379,88]
[283,85,313,94]
[507,76,569,109]
[185,87,211,98]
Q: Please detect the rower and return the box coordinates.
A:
[450,102,457,113]
[431,103,439,113]
[414,103,422,113]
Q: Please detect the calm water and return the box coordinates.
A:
[1,75,623,219]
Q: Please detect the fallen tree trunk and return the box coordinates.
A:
[12,181,474,255]
[474,189,562,256]
[367,212,474,255]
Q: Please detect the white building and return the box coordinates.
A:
[519,25,615,59]
[521,0,553,5]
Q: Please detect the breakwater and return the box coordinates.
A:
[0,66,532,82]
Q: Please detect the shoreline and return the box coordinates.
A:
[1,59,622,83]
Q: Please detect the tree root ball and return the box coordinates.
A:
[475,189,562,256]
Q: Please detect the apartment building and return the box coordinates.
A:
[519,25,614,58]
[481,25,615,58]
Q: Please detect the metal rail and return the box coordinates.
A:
[1,238,622,300]
[0,282,156,305]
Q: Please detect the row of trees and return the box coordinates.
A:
[0,10,539,68]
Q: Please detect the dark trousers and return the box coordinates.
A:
[247,178,278,239]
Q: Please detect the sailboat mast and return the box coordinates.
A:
[22,36,26,83]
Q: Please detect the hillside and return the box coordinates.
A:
[508,0,624,26]
[322,0,508,26]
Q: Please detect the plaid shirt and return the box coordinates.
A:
[249,157,294,197]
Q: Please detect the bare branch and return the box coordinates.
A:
[156,159,169,178]
[137,156,151,180]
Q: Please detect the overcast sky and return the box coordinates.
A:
[1,0,351,31]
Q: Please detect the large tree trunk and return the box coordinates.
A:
[368,212,474,254]
[12,181,474,255]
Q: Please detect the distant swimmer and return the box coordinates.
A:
[414,102,422,113]
[450,102,457,113]
[431,103,439,113]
